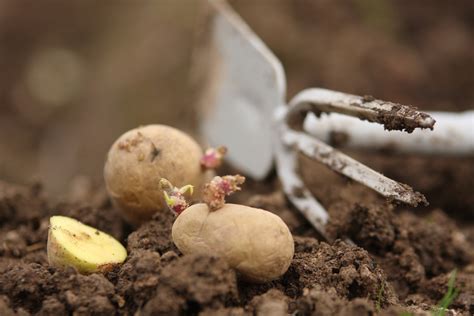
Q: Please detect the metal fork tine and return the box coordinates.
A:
[288,89,436,132]
[279,88,433,207]
[281,124,428,207]
[274,136,330,240]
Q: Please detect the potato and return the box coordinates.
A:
[47,216,127,273]
[172,203,294,283]
[104,124,209,225]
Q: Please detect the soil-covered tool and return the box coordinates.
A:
[198,0,472,238]
[304,107,474,156]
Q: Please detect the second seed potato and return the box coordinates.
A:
[172,203,294,283]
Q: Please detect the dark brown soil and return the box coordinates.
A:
[0,174,473,315]
[298,155,474,314]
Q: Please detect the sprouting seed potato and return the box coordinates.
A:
[104,124,210,225]
[47,216,127,273]
[164,175,295,283]
[172,203,295,283]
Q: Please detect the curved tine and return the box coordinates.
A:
[288,88,435,132]
[281,127,428,206]
[274,133,330,240]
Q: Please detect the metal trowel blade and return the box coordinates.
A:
[198,0,286,180]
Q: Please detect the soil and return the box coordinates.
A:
[1,1,474,316]
[0,167,473,315]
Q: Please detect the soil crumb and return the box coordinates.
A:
[142,254,239,315]
[126,211,176,254]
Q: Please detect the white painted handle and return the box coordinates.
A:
[304,111,474,155]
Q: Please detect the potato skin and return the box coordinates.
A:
[172,203,294,283]
[104,125,206,225]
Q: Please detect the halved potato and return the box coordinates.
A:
[47,216,127,273]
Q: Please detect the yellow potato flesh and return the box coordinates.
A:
[172,203,294,283]
[47,216,127,273]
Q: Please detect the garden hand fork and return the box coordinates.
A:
[198,0,472,238]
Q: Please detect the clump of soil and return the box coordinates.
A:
[142,254,239,315]
[296,286,377,316]
[291,237,398,305]
[0,261,119,315]
[297,153,473,312]
[330,204,471,276]
[375,102,434,133]
[247,289,289,315]
[114,249,162,310]
[0,262,54,313]
[126,211,176,254]
[52,271,119,315]
[0,296,19,316]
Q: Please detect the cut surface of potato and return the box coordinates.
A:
[47,215,127,273]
